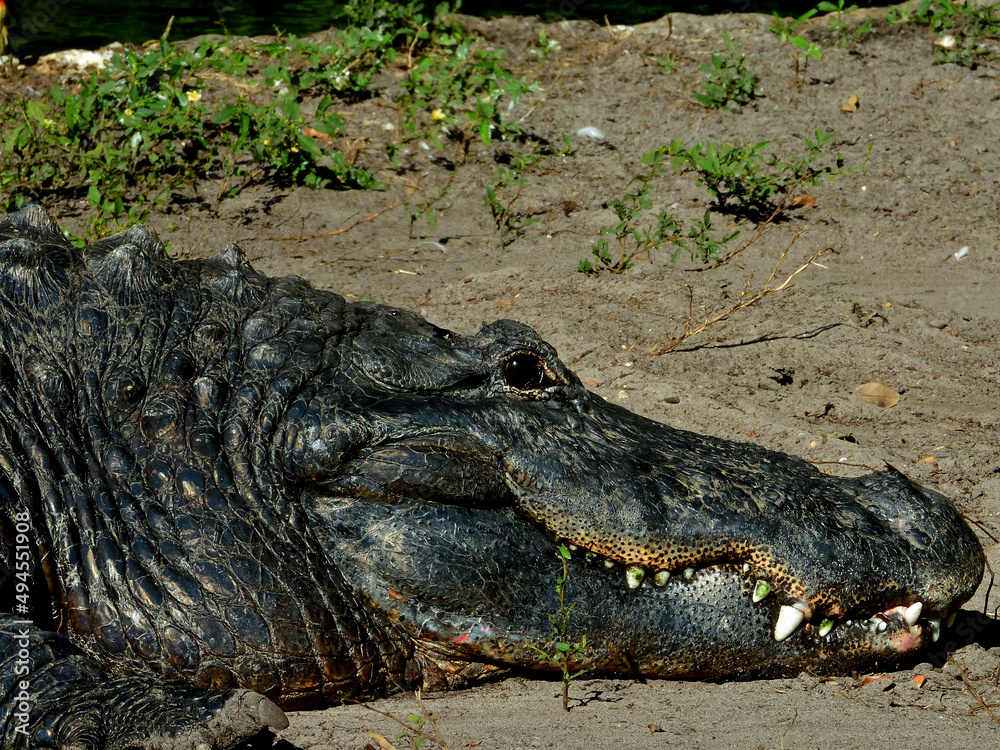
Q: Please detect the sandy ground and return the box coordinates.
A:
[17,7,1000,749]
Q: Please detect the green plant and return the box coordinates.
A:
[396,10,538,156]
[653,53,677,73]
[484,135,572,244]
[0,33,378,235]
[818,0,874,46]
[666,130,846,218]
[359,689,453,750]
[692,34,761,109]
[579,145,740,273]
[409,172,455,235]
[528,545,590,711]
[769,9,823,59]
[887,0,1000,67]
[534,30,560,63]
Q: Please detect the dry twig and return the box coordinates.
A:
[650,214,833,355]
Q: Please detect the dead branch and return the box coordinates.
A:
[650,214,833,355]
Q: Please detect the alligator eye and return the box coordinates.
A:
[503,353,552,391]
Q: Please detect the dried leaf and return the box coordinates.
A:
[918,455,935,463]
[841,93,860,113]
[856,382,899,408]
[366,733,399,750]
[913,674,927,688]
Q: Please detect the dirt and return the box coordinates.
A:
[15,7,1000,749]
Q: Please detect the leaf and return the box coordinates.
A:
[841,93,860,113]
[855,382,899,408]
[365,733,399,750]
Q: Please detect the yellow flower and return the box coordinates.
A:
[124,108,133,116]
[43,118,55,128]
[290,145,300,153]
[186,89,202,102]
[431,108,446,121]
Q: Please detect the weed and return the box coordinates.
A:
[396,5,538,156]
[359,689,453,750]
[817,0,874,46]
[769,9,823,59]
[0,32,377,235]
[409,172,455,235]
[484,135,572,244]
[528,545,589,712]
[534,30,560,63]
[692,34,761,109]
[666,130,845,219]
[578,145,739,273]
[653,53,677,73]
[0,0,534,235]
[887,0,1000,67]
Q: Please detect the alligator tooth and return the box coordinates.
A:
[818,618,835,637]
[858,619,869,628]
[742,563,751,574]
[944,611,957,628]
[903,602,923,627]
[876,619,888,632]
[929,618,941,643]
[683,567,695,580]
[752,580,771,603]
[774,605,805,642]
[625,566,644,589]
[585,552,596,562]
[654,570,670,586]
[604,560,615,569]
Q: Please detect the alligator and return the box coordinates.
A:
[0,203,984,749]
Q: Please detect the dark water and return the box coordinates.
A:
[10,0,848,58]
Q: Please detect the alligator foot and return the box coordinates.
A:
[28,679,287,750]
[2,616,287,750]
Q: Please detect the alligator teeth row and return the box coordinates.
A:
[774,603,946,643]
[602,556,957,644]
[623,565,686,590]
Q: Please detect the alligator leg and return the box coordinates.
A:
[0,615,288,750]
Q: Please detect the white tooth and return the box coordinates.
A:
[774,605,805,642]
[903,602,923,627]
[568,544,578,551]
[818,618,835,637]
[683,567,695,580]
[604,560,615,569]
[944,611,957,628]
[752,580,771,603]
[929,618,941,642]
[654,570,670,586]
[625,566,644,589]
[742,562,751,573]
[876,620,888,632]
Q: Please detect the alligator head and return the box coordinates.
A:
[0,204,984,706]
[303,315,985,682]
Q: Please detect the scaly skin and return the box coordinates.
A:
[0,204,984,748]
